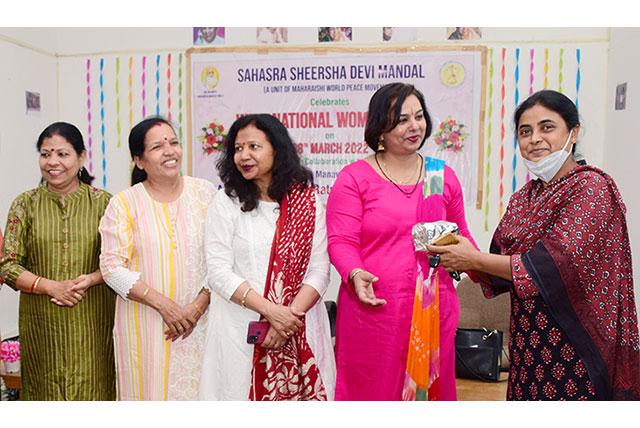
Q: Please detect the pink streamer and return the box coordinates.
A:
[167,54,172,122]
[86,59,93,174]
[141,56,147,118]
[526,48,535,183]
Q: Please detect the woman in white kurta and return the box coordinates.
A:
[99,117,216,400]
[199,114,335,400]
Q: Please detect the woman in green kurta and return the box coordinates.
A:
[0,122,116,400]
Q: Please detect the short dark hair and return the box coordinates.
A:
[218,114,313,212]
[514,89,580,131]
[514,90,581,155]
[364,82,433,152]
[37,122,94,185]
[128,116,174,185]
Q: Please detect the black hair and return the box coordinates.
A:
[128,116,174,185]
[364,82,433,152]
[217,114,313,212]
[514,90,581,155]
[37,122,94,185]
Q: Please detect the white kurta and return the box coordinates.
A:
[199,190,336,400]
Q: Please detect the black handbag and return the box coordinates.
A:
[455,327,503,382]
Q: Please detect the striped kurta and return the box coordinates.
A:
[99,177,216,400]
[0,183,116,400]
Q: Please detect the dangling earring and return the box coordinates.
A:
[77,166,84,178]
[377,137,385,152]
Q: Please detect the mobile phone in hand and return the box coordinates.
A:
[246,321,270,345]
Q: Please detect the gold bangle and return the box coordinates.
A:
[31,276,42,293]
[193,302,203,316]
[142,287,150,298]
[240,287,253,308]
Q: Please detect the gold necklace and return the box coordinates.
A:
[377,154,422,184]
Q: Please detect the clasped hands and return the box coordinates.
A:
[260,302,305,350]
[49,273,96,307]
[159,296,206,342]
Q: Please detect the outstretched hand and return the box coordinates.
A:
[352,270,386,306]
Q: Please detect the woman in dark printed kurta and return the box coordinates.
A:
[428,90,640,400]
[0,122,115,400]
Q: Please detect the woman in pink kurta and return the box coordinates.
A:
[326,83,475,400]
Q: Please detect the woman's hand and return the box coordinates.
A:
[69,273,96,293]
[261,325,287,349]
[263,303,304,339]
[155,296,194,342]
[351,269,386,306]
[46,279,86,307]
[426,235,479,272]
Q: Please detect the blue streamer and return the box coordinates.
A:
[512,48,520,193]
[575,49,581,110]
[155,54,161,116]
[99,58,106,189]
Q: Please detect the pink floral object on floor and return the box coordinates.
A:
[0,340,20,363]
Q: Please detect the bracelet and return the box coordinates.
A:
[240,287,253,308]
[193,302,203,316]
[348,268,364,284]
[142,287,150,298]
[30,276,42,293]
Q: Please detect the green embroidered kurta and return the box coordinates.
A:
[0,183,116,400]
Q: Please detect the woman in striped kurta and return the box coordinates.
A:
[0,122,116,400]
[99,117,216,400]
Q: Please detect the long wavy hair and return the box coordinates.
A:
[217,114,313,212]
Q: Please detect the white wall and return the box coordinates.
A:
[605,28,640,310]
[0,35,58,338]
[1,27,633,338]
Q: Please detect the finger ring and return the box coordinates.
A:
[286,331,291,337]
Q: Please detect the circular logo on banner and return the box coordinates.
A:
[440,62,465,87]
[201,66,220,89]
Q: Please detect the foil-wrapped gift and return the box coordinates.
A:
[411,221,461,280]
[411,221,459,252]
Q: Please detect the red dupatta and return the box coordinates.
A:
[249,184,327,401]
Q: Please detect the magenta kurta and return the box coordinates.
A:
[326,160,475,400]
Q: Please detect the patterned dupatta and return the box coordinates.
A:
[402,157,446,401]
[490,166,640,400]
[249,184,327,401]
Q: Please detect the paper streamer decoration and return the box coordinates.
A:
[575,49,581,110]
[484,48,494,232]
[142,56,147,119]
[155,54,161,116]
[128,56,133,130]
[86,59,93,174]
[116,57,122,148]
[499,48,506,219]
[512,48,520,193]
[558,48,564,93]
[526,48,535,183]
[544,48,549,89]
[167,53,172,122]
[99,58,107,189]
[178,53,184,143]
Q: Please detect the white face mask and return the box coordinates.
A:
[523,130,573,183]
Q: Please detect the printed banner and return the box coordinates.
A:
[188,48,485,205]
